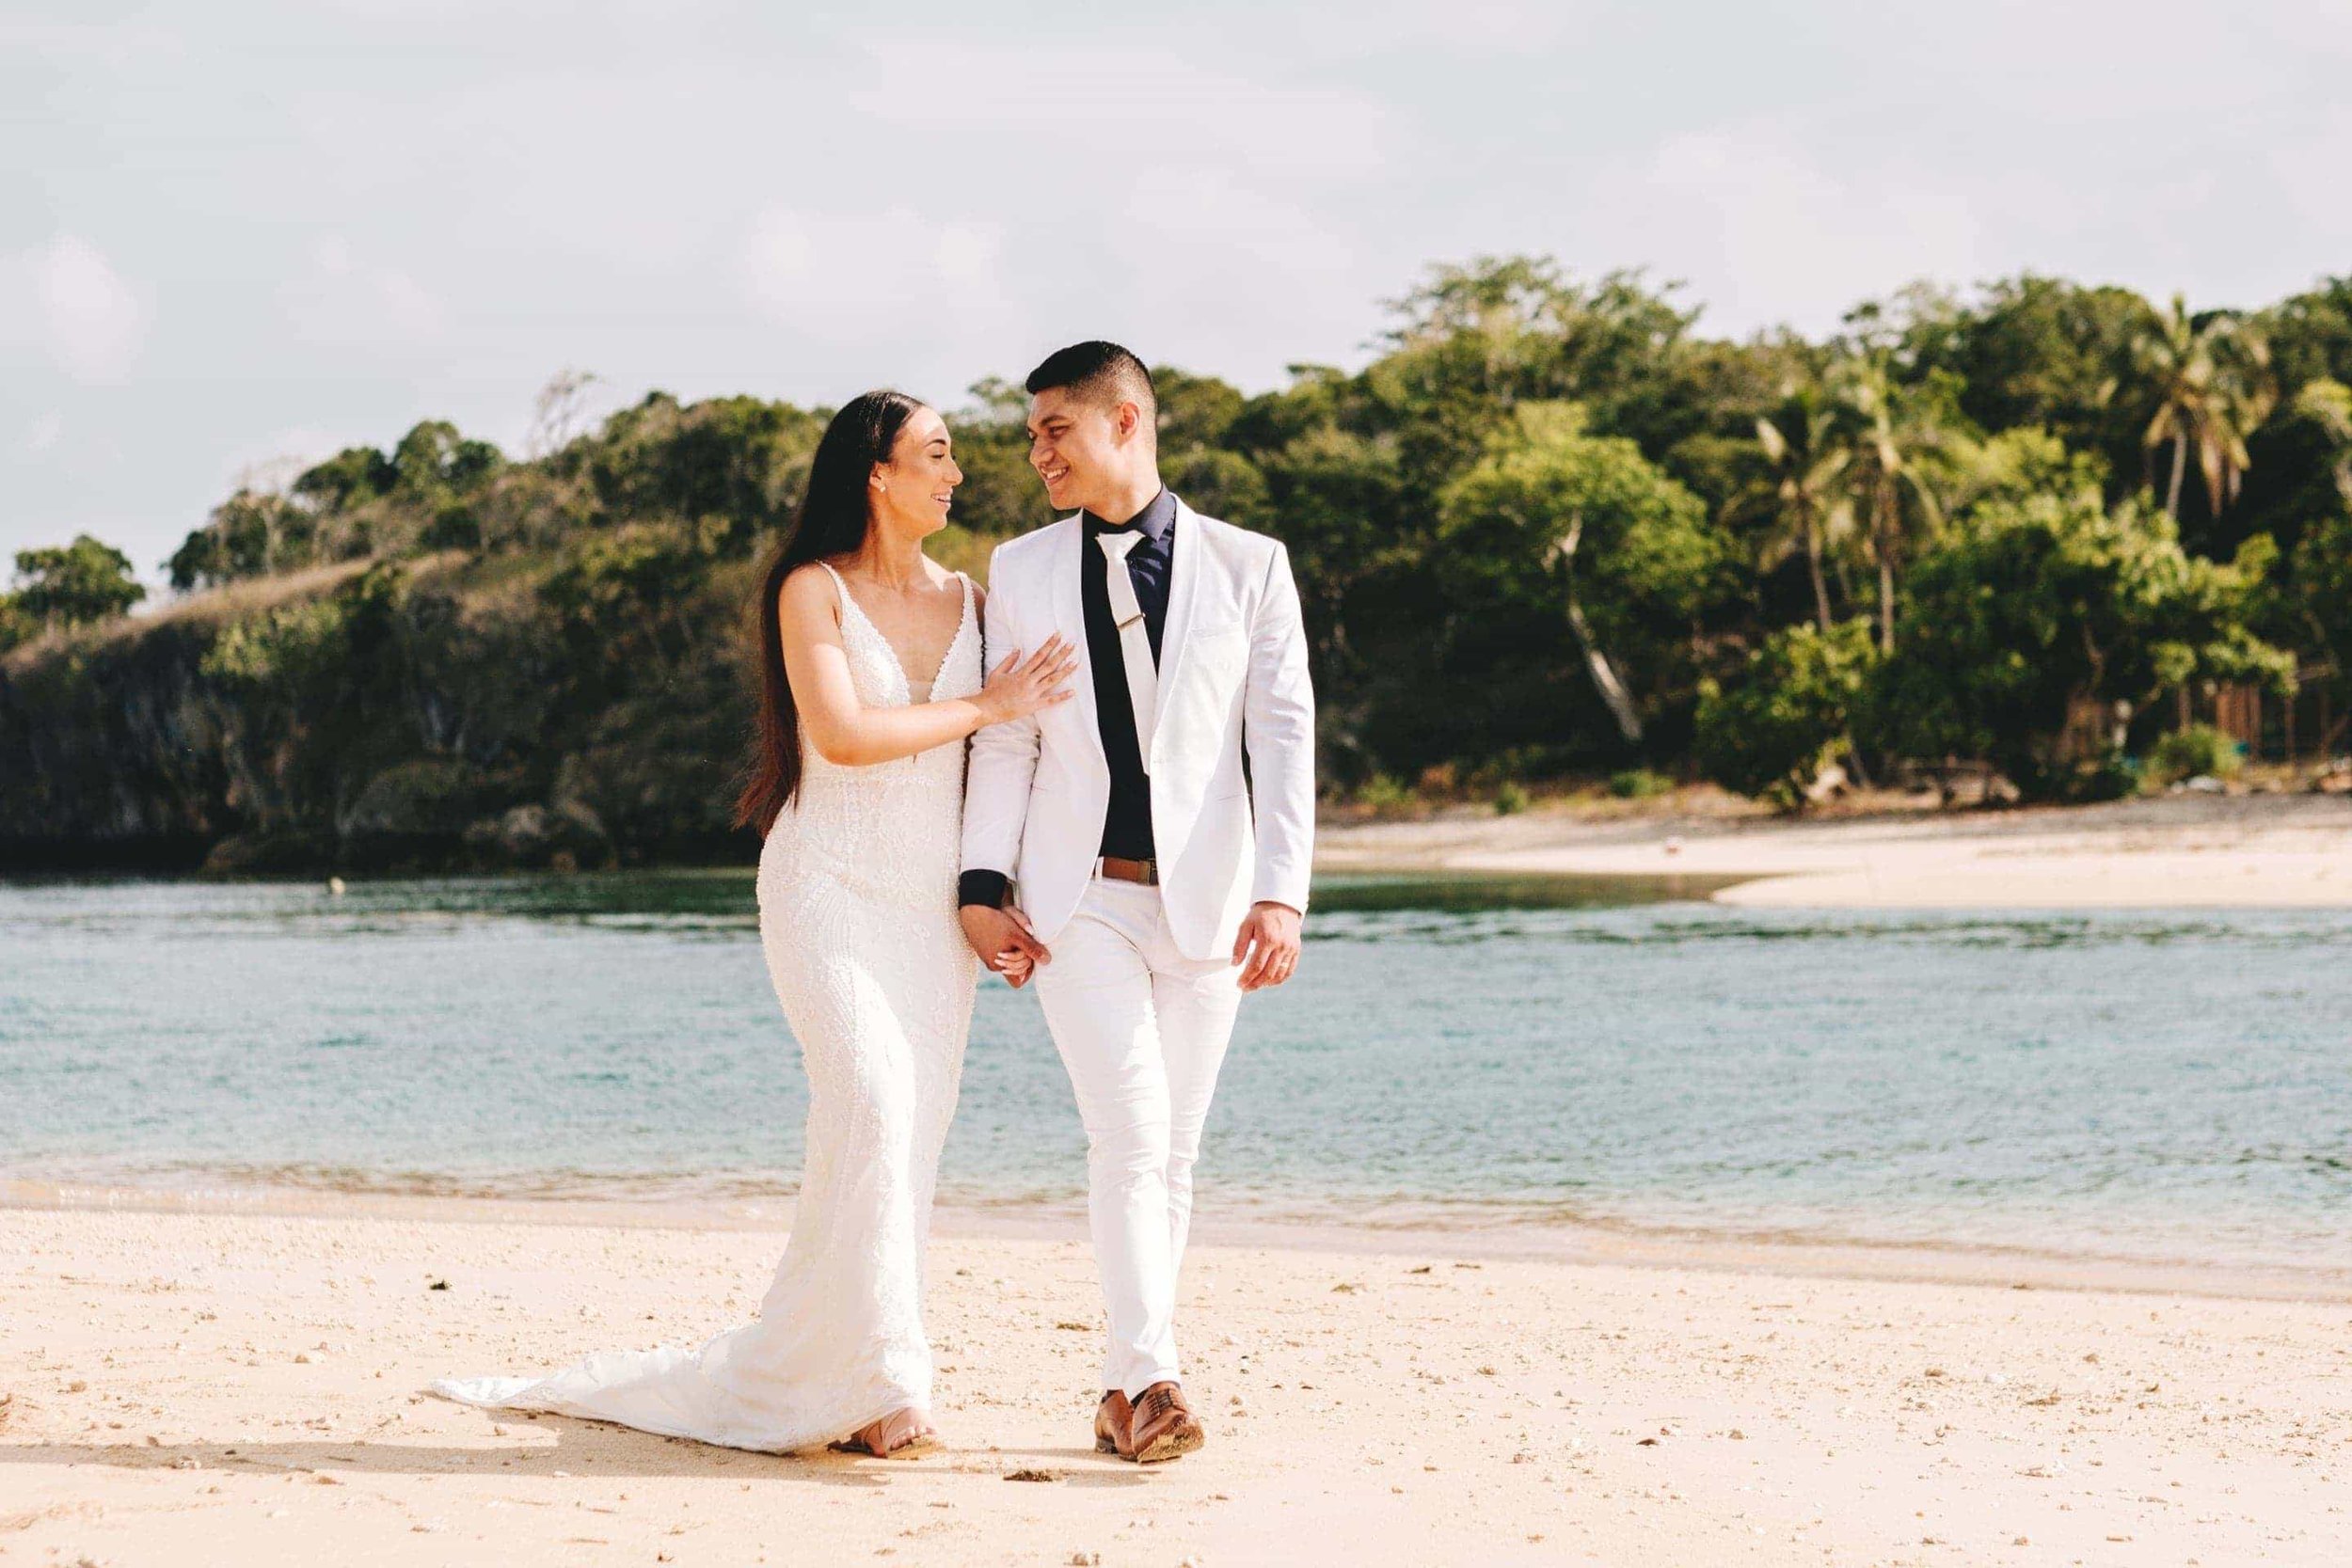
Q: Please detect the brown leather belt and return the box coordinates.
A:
[1097,855,1159,886]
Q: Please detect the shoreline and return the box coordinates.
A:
[9,790,2350,910]
[9,1176,2344,1307]
[1318,789,2352,908]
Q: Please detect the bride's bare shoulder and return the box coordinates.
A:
[776,561,847,627]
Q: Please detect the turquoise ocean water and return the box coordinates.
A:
[2,872,2344,1275]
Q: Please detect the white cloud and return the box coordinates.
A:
[847,40,1396,184]
[1586,124,1983,334]
[2267,105,2352,252]
[738,207,1015,348]
[0,14,182,63]
[818,39,1399,382]
[26,412,64,454]
[1251,0,1594,56]
[1,234,151,382]
[1099,166,1375,371]
[280,234,446,350]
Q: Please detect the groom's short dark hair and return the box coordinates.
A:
[1026,341,1156,428]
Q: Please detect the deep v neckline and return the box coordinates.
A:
[820,562,971,703]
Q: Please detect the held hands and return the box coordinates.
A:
[960,903,1050,989]
[1232,901,1303,991]
[977,636,1079,726]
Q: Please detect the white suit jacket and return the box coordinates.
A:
[961,499,1315,960]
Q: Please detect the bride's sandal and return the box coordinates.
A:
[829,1408,938,1459]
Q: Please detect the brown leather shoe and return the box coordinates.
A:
[1125,1381,1203,1464]
[1094,1390,1134,1459]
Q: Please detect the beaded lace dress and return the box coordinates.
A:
[433,566,982,1450]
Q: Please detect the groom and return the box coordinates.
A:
[958,341,1314,1464]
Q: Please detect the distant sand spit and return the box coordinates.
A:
[1321,791,2352,908]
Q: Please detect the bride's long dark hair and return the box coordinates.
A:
[735,389,924,834]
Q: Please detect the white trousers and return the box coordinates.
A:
[1034,877,1244,1399]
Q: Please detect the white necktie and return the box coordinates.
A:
[1095,530,1157,776]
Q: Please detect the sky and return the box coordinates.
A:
[7,1,2352,585]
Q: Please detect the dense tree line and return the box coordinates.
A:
[5,258,2349,869]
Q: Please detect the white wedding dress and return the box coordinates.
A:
[433,564,982,1451]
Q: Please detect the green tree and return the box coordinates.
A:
[2256,276,2352,391]
[1374,258,1703,486]
[1867,485,2291,800]
[1873,275,2152,495]
[167,489,319,590]
[1748,382,1854,629]
[543,521,717,674]
[1830,354,1965,652]
[1947,426,2109,518]
[291,445,397,513]
[196,562,416,839]
[2135,293,2276,522]
[0,592,33,653]
[1152,367,1248,451]
[391,420,503,501]
[574,393,815,553]
[1438,403,1728,745]
[12,535,147,631]
[943,386,1057,542]
[2283,380,2352,714]
[1255,422,1411,678]
[1152,368,1267,526]
[1654,331,1819,525]
[1694,618,1878,808]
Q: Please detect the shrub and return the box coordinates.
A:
[1694,619,1878,808]
[1867,490,2289,801]
[1357,772,1418,816]
[2146,723,2244,785]
[1607,768,1672,800]
[1493,781,1530,816]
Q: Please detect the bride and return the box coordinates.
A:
[434,389,1075,1458]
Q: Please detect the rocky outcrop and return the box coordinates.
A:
[0,547,754,874]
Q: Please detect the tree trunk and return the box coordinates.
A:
[2166,434,2187,519]
[1805,522,1834,631]
[1565,593,1644,746]
[1554,515,1644,746]
[1877,548,1896,654]
[1873,483,1898,653]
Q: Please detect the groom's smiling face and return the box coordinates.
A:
[1025,386,1133,515]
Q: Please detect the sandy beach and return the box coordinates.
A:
[1318,791,2352,909]
[2,1195,2345,1567]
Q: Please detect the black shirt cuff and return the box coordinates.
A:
[958,870,1010,910]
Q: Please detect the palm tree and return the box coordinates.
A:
[2135,293,2276,520]
[1831,356,1957,653]
[1752,384,1855,632]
